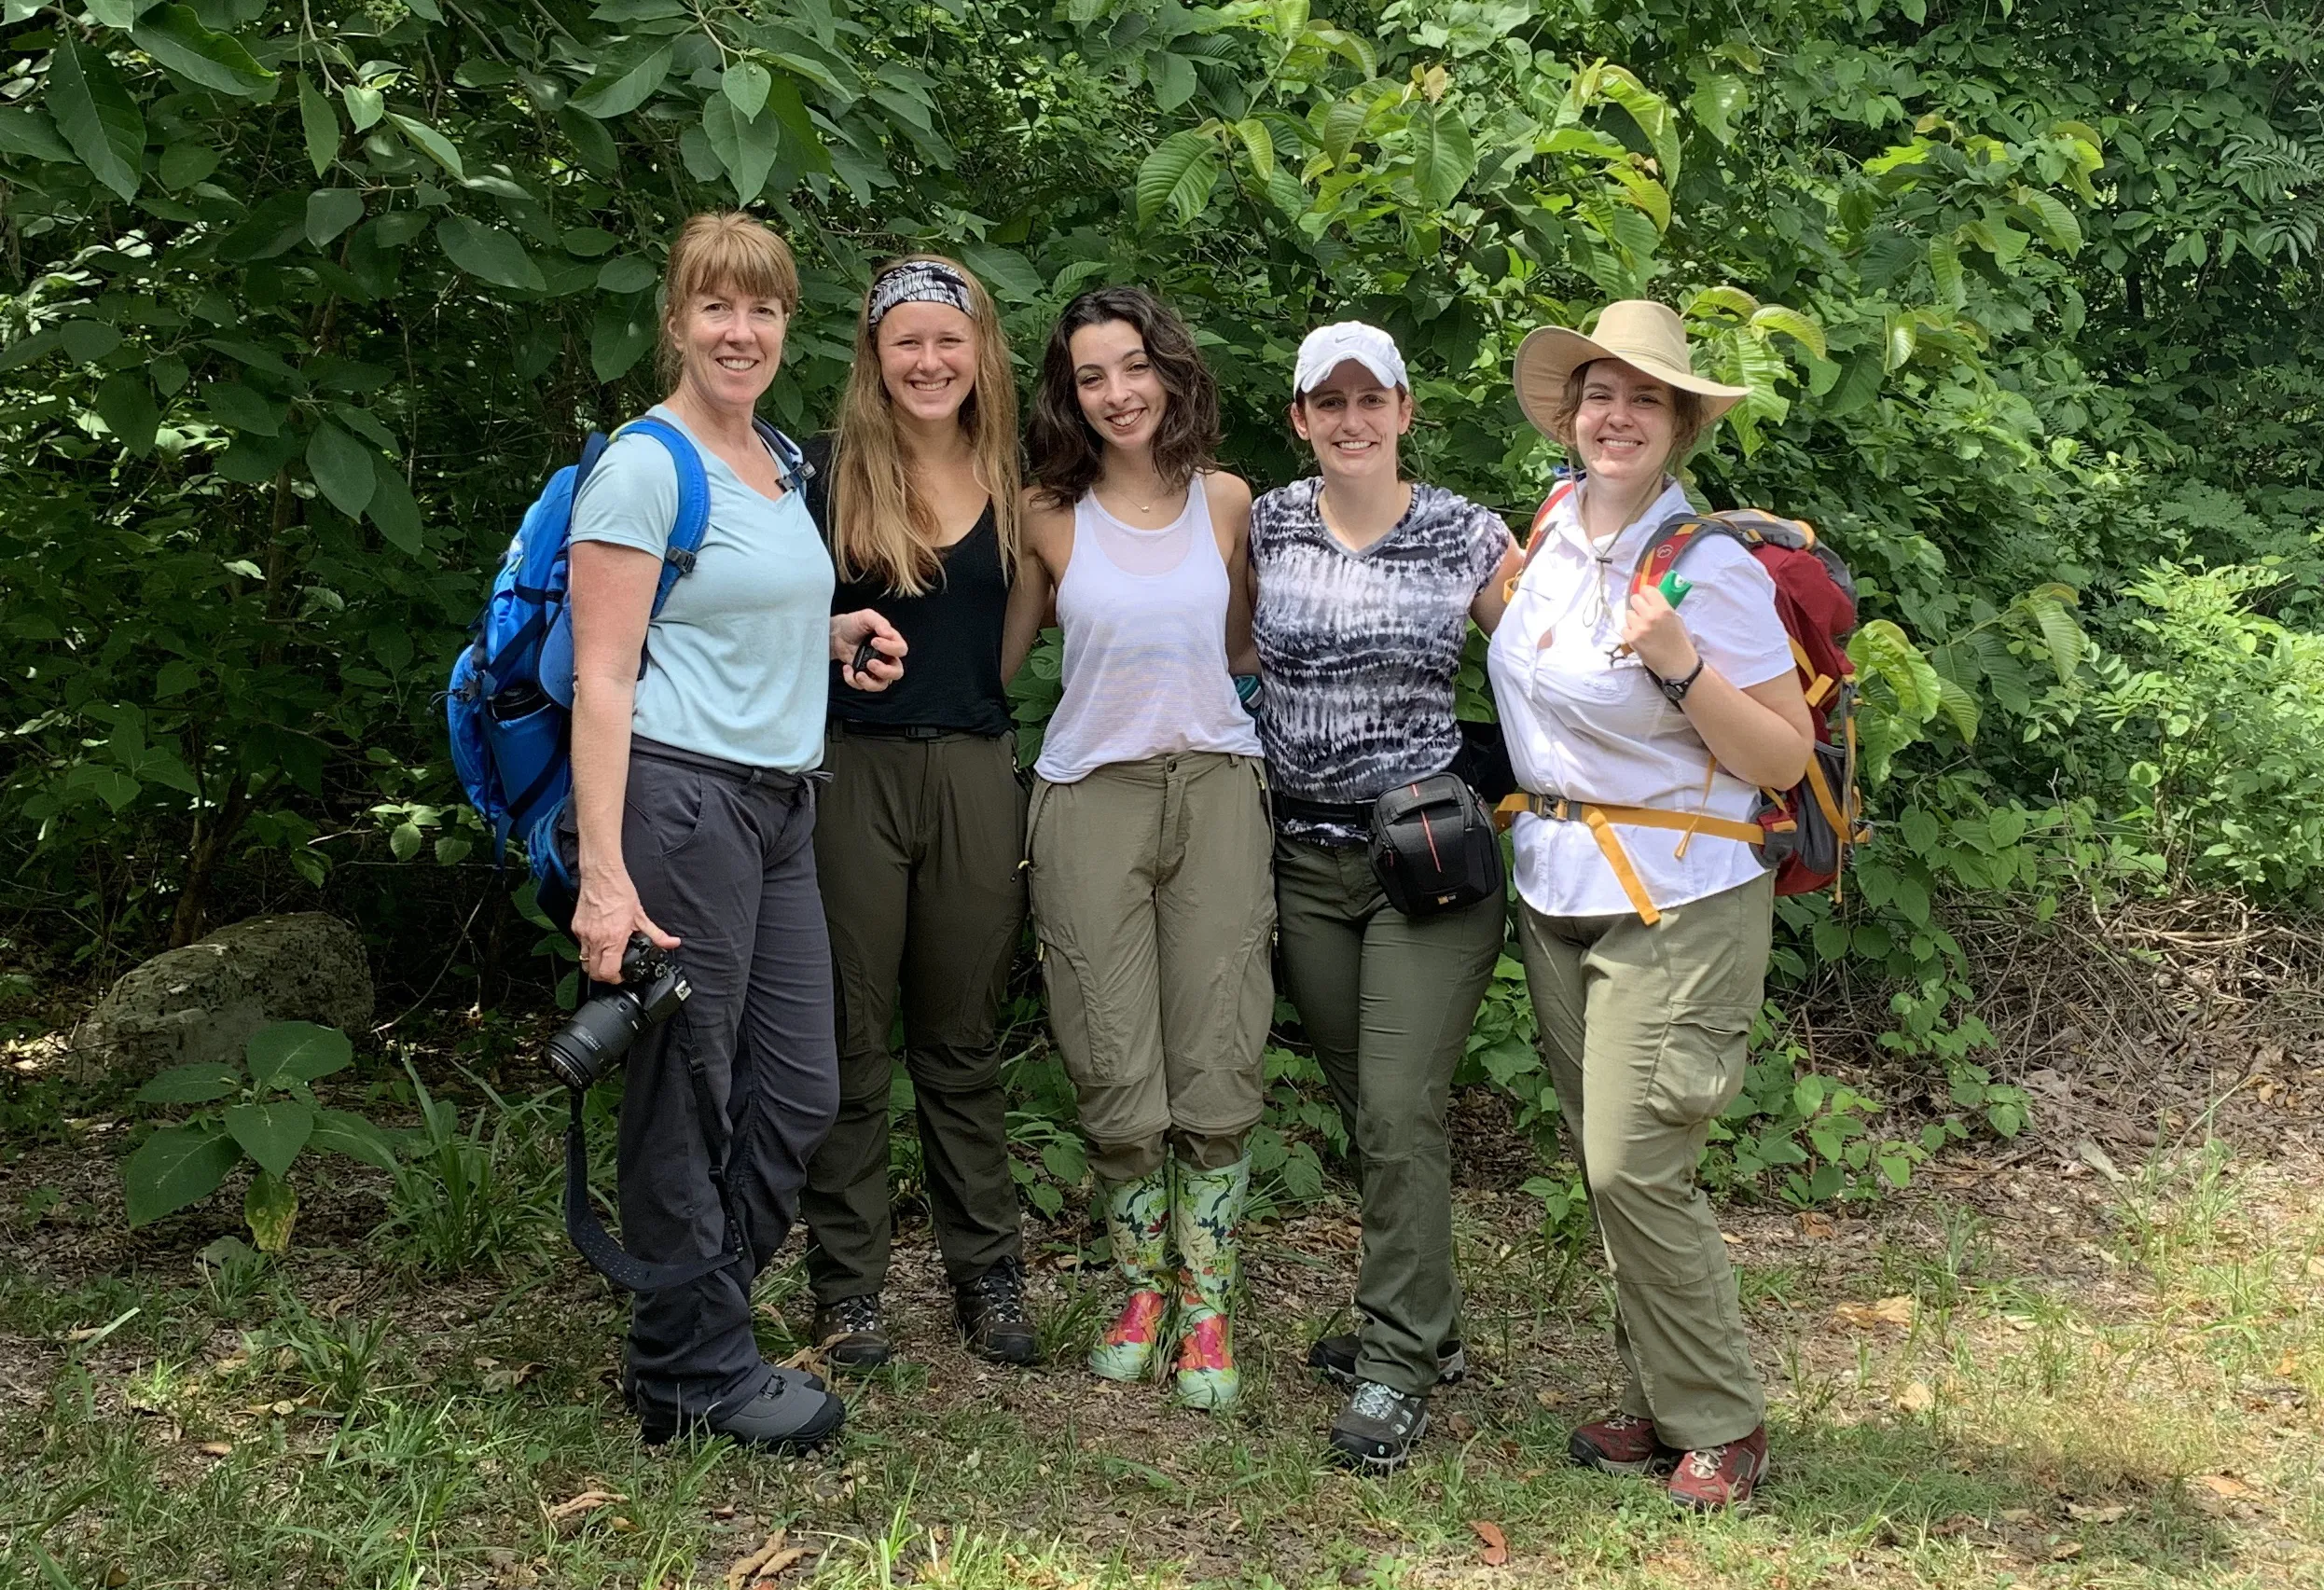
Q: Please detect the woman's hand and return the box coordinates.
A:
[571,867,681,986]
[831,610,907,691]
[1621,585,1699,682]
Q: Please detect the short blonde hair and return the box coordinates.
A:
[657,213,800,384]
[1545,358,1709,464]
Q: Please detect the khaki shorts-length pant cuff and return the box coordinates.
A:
[1516,871,1773,1451]
[1028,753,1274,1154]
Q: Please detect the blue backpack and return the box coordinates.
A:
[446,414,795,915]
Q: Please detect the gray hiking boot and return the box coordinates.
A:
[1327,1378,1431,1473]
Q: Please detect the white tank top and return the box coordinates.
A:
[1034,479,1264,783]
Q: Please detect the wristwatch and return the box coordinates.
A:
[1653,655,1706,706]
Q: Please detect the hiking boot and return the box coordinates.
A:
[1666,1426,1769,1510]
[956,1257,1039,1366]
[1170,1156,1249,1410]
[637,1376,846,1454]
[1089,1168,1171,1382]
[1327,1379,1431,1473]
[1306,1334,1467,1391]
[1569,1412,1681,1477]
[811,1293,891,1372]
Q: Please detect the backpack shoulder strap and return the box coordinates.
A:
[1504,477,1579,599]
[616,416,714,617]
[1626,511,1760,600]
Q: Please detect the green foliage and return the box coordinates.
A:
[123,1020,395,1248]
[372,1060,560,1277]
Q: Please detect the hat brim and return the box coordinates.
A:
[1514,325,1750,439]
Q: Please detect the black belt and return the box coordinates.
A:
[1273,792,1376,827]
[630,736,823,789]
[828,718,997,741]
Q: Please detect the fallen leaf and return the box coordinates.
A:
[196,1440,232,1457]
[728,1531,787,1589]
[1896,1380,1935,1414]
[2049,1542,2084,1561]
[1470,1520,1508,1567]
[607,1516,636,1534]
[2066,1501,2128,1524]
[1721,1231,1743,1245]
[711,1504,738,1521]
[1833,1295,1916,1331]
[2304,1255,2324,1280]
[1796,1211,1836,1239]
[1999,1508,2038,1524]
[749,1546,810,1583]
[2197,1473,2252,1499]
[1444,1412,1476,1440]
[2276,1352,2300,1376]
[543,1489,627,1531]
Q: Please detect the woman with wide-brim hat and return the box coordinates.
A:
[1489,300,1815,1509]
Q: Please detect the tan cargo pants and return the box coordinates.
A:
[1027,752,1273,1172]
[1516,871,1773,1449]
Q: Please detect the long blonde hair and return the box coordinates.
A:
[830,255,1020,596]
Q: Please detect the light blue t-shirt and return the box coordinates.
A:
[569,406,834,772]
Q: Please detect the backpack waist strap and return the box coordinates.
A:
[1493,791,1764,926]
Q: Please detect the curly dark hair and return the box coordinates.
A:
[1027,287,1221,509]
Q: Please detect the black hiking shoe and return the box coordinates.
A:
[812,1293,892,1372]
[955,1257,1039,1365]
[636,1376,846,1454]
[1306,1333,1466,1391]
[1327,1379,1431,1473]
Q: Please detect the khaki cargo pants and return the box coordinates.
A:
[1027,752,1273,1175]
[1515,871,1773,1450]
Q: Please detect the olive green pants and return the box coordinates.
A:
[1515,871,1772,1449]
[801,726,1026,1302]
[1027,753,1273,1179]
[1274,836,1506,1396]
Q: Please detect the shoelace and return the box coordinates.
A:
[967,1263,1029,1323]
[826,1294,881,1334]
[1349,1380,1410,1424]
[1684,1445,1726,1479]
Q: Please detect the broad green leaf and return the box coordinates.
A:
[136,1062,242,1105]
[1883,312,1916,371]
[701,96,780,206]
[306,188,364,247]
[124,1122,239,1225]
[557,104,619,174]
[1749,305,1827,360]
[958,243,1042,303]
[2026,595,2085,684]
[243,1168,297,1251]
[1149,51,1197,113]
[387,113,463,180]
[368,467,423,557]
[1137,129,1219,228]
[1935,674,1980,741]
[158,139,218,188]
[597,254,657,294]
[570,44,673,119]
[131,6,275,99]
[48,33,145,200]
[1688,284,1758,320]
[1232,118,1275,182]
[2012,186,2082,255]
[93,373,160,455]
[590,292,656,381]
[1928,234,1965,309]
[389,821,422,861]
[343,83,384,131]
[1597,64,1680,184]
[0,104,74,162]
[437,214,546,292]
[225,1099,314,1179]
[306,422,377,518]
[1685,72,1748,145]
[247,1019,353,1085]
[297,73,338,176]
[1407,104,1476,208]
[1320,95,1366,164]
[310,1108,400,1172]
[722,60,771,121]
[563,227,619,257]
[202,380,282,436]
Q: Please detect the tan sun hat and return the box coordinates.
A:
[1513,299,1750,439]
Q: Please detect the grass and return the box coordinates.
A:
[4,1107,2324,1588]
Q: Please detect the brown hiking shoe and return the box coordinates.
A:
[1568,1412,1681,1476]
[1666,1427,1769,1510]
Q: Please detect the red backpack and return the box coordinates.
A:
[1501,484,1869,922]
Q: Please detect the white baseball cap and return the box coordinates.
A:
[1293,321,1408,397]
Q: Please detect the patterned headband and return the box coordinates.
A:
[866,261,975,328]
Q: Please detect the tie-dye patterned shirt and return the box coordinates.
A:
[1251,477,1514,847]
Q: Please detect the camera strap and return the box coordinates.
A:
[561,1068,745,1293]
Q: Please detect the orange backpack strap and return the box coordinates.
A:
[1503,478,1579,602]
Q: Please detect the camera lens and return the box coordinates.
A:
[545,990,650,1089]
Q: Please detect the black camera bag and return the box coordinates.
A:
[1367,773,1503,917]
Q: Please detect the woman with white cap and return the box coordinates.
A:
[1248,322,1520,1472]
[1490,301,1813,1509]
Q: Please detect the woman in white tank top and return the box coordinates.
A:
[1004,288,1271,1410]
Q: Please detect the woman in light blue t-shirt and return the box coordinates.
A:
[562,212,903,1458]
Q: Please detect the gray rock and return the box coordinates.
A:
[73,913,373,1082]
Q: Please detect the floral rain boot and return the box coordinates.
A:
[1170,1155,1250,1410]
[1087,1168,1173,1382]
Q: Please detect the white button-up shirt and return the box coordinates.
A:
[1487,477,1795,919]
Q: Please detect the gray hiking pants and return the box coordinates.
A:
[605,740,839,1419]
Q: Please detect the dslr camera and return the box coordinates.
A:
[545,933,691,1090]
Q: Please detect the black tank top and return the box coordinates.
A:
[805,436,1014,737]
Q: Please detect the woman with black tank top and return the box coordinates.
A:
[797,256,1037,1371]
